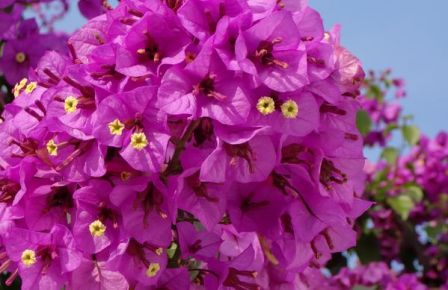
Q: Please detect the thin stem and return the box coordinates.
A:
[160,119,201,182]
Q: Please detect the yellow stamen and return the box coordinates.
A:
[13,87,20,98]
[13,78,28,97]
[64,96,78,113]
[19,78,28,87]
[46,139,58,156]
[131,132,148,150]
[256,96,276,115]
[15,52,26,63]
[281,99,299,119]
[25,82,37,94]
[89,219,107,237]
[108,119,125,136]
[146,263,160,277]
[21,249,37,267]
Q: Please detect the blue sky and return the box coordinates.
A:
[55,1,447,137]
[310,0,448,137]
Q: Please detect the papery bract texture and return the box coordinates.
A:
[0,0,368,289]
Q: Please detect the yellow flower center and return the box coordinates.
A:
[21,249,37,267]
[19,78,28,87]
[146,263,161,277]
[256,96,276,115]
[15,52,26,63]
[131,132,148,150]
[108,119,125,136]
[13,78,28,97]
[155,248,163,256]
[25,82,37,94]
[281,99,299,119]
[64,96,78,113]
[46,139,58,156]
[89,219,107,237]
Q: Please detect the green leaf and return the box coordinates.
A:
[366,84,383,100]
[439,193,448,203]
[325,253,348,275]
[384,78,393,88]
[385,123,399,134]
[356,110,372,136]
[402,125,420,146]
[403,184,424,202]
[188,260,202,279]
[402,114,414,121]
[425,223,448,244]
[381,147,399,165]
[355,233,381,264]
[387,195,414,220]
[353,286,377,290]
[167,243,178,259]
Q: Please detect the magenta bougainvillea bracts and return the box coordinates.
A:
[0,0,369,289]
[297,262,427,290]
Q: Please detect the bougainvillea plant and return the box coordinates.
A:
[0,0,111,113]
[0,0,371,289]
[301,71,448,290]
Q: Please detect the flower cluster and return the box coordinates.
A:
[358,70,407,147]
[0,17,67,85]
[405,132,448,204]
[322,71,447,289]
[297,262,428,290]
[0,0,368,289]
[366,131,448,287]
[0,0,113,112]
[0,0,70,114]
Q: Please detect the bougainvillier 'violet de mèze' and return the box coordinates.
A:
[0,0,370,289]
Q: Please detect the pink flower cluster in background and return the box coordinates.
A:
[280,71,447,290]
[359,70,407,147]
[366,131,448,287]
[299,262,427,290]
